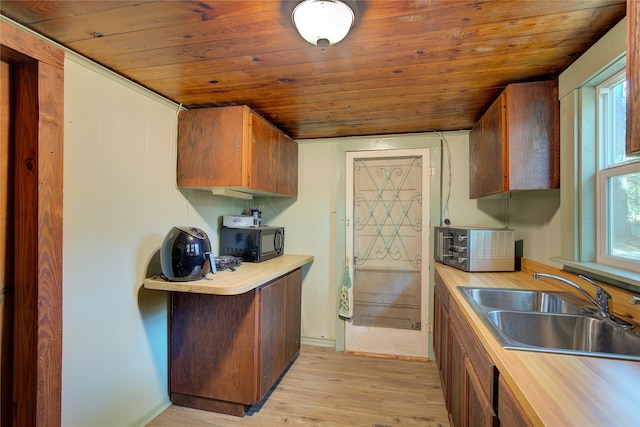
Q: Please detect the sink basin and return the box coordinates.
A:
[457,287,640,361]
[460,287,584,314]
[486,311,640,361]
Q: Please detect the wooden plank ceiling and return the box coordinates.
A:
[0,0,627,140]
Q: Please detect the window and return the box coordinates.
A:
[597,71,640,270]
[558,19,638,287]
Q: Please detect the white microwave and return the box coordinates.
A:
[434,226,515,272]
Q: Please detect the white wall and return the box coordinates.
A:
[509,191,561,267]
[258,142,339,344]
[266,132,506,352]
[62,56,245,426]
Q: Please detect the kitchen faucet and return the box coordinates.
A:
[532,273,631,327]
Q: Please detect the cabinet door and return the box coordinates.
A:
[171,291,259,405]
[448,321,466,427]
[628,0,640,156]
[469,94,506,199]
[433,277,449,398]
[450,299,497,407]
[177,107,247,188]
[449,323,498,427]
[284,268,302,363]
[259,277,286,399]
[506,81,560,189]
[249,114,279,194]
[498,376,533,427]
[278,135,298,197]
[468,122,483,199]
[481,94,507,196]
[467,358,498,427]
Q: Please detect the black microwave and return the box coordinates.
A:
[219,226,284,263]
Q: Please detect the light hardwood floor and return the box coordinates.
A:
[147,344,449,427]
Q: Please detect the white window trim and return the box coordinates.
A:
[554,17,640,291]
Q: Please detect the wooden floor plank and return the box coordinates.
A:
[147,344,449,427]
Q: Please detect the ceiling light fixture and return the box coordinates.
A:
[292,0,355,53]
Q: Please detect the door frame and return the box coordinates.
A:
[344,148,430,358]
[1,20,64,426]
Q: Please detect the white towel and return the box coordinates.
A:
[338,266,353,320]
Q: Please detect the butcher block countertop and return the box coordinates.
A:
[143,254,313,295]
[435,259,640,427]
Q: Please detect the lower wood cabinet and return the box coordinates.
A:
[170,268,302,416]
[433,276,449,391]
[448,296,498,427]
[498,376,534,427]
[466,357,497,427]
[434,269,529,427]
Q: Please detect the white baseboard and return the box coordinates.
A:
[128,396,171,427]
[301,336,335,348]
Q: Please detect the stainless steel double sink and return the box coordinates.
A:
[459,287,640,361]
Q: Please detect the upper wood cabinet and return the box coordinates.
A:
[177,105,298,197]
[469,80,560,199]
[627,0,640,156]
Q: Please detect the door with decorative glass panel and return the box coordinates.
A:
[345,149,430,358]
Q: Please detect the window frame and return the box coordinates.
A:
[556,17,640,292]
[595,71,640,271]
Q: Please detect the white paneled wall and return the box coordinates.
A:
[509,191,562,267]
[263,142,339,344]
[63,57,244,426]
